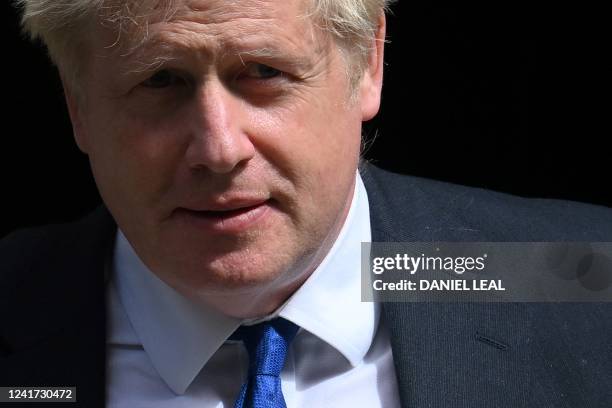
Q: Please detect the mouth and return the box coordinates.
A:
[172,199,272,233]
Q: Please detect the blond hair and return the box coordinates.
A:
[15,0,394,93]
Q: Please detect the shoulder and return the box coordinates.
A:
[0,208,112,392]
[1,222,75,288]
[0,206,116,299]
[359,162,612,241]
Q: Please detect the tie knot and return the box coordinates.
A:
[232,318,299,376]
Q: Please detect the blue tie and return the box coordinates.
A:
[231,318,299,408]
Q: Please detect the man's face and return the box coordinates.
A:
[67,0,382,316]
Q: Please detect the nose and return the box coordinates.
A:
[185,80,255,174]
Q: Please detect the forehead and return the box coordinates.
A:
[97,0,321,61]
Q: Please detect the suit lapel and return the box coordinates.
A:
[359,163,549,408]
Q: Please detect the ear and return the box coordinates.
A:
[359,13,386,122]
[60,76,90,154]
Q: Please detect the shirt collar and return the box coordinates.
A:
[110,232,241,395]
[109,172,375,395]
[277,173,376,366]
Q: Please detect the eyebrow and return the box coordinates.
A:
[118,34,316,75]
[233,46,314,71]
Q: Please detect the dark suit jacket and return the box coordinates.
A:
[2,163,612,408]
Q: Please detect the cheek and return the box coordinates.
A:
[85,113,186,216]
[294,102,361,189]
[248,94,361,172]
[244,94,362,228]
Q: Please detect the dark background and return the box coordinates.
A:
[2,2,610,238]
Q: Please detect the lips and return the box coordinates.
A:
[172,199,272,233]
[180,203,263,218]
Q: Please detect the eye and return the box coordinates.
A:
[240,63,283,80]
[141,70,185,89]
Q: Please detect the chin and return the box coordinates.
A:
[161,244,299,294]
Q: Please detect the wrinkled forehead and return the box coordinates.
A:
[94,0,321,59]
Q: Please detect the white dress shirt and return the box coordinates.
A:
[106,173,400,407]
